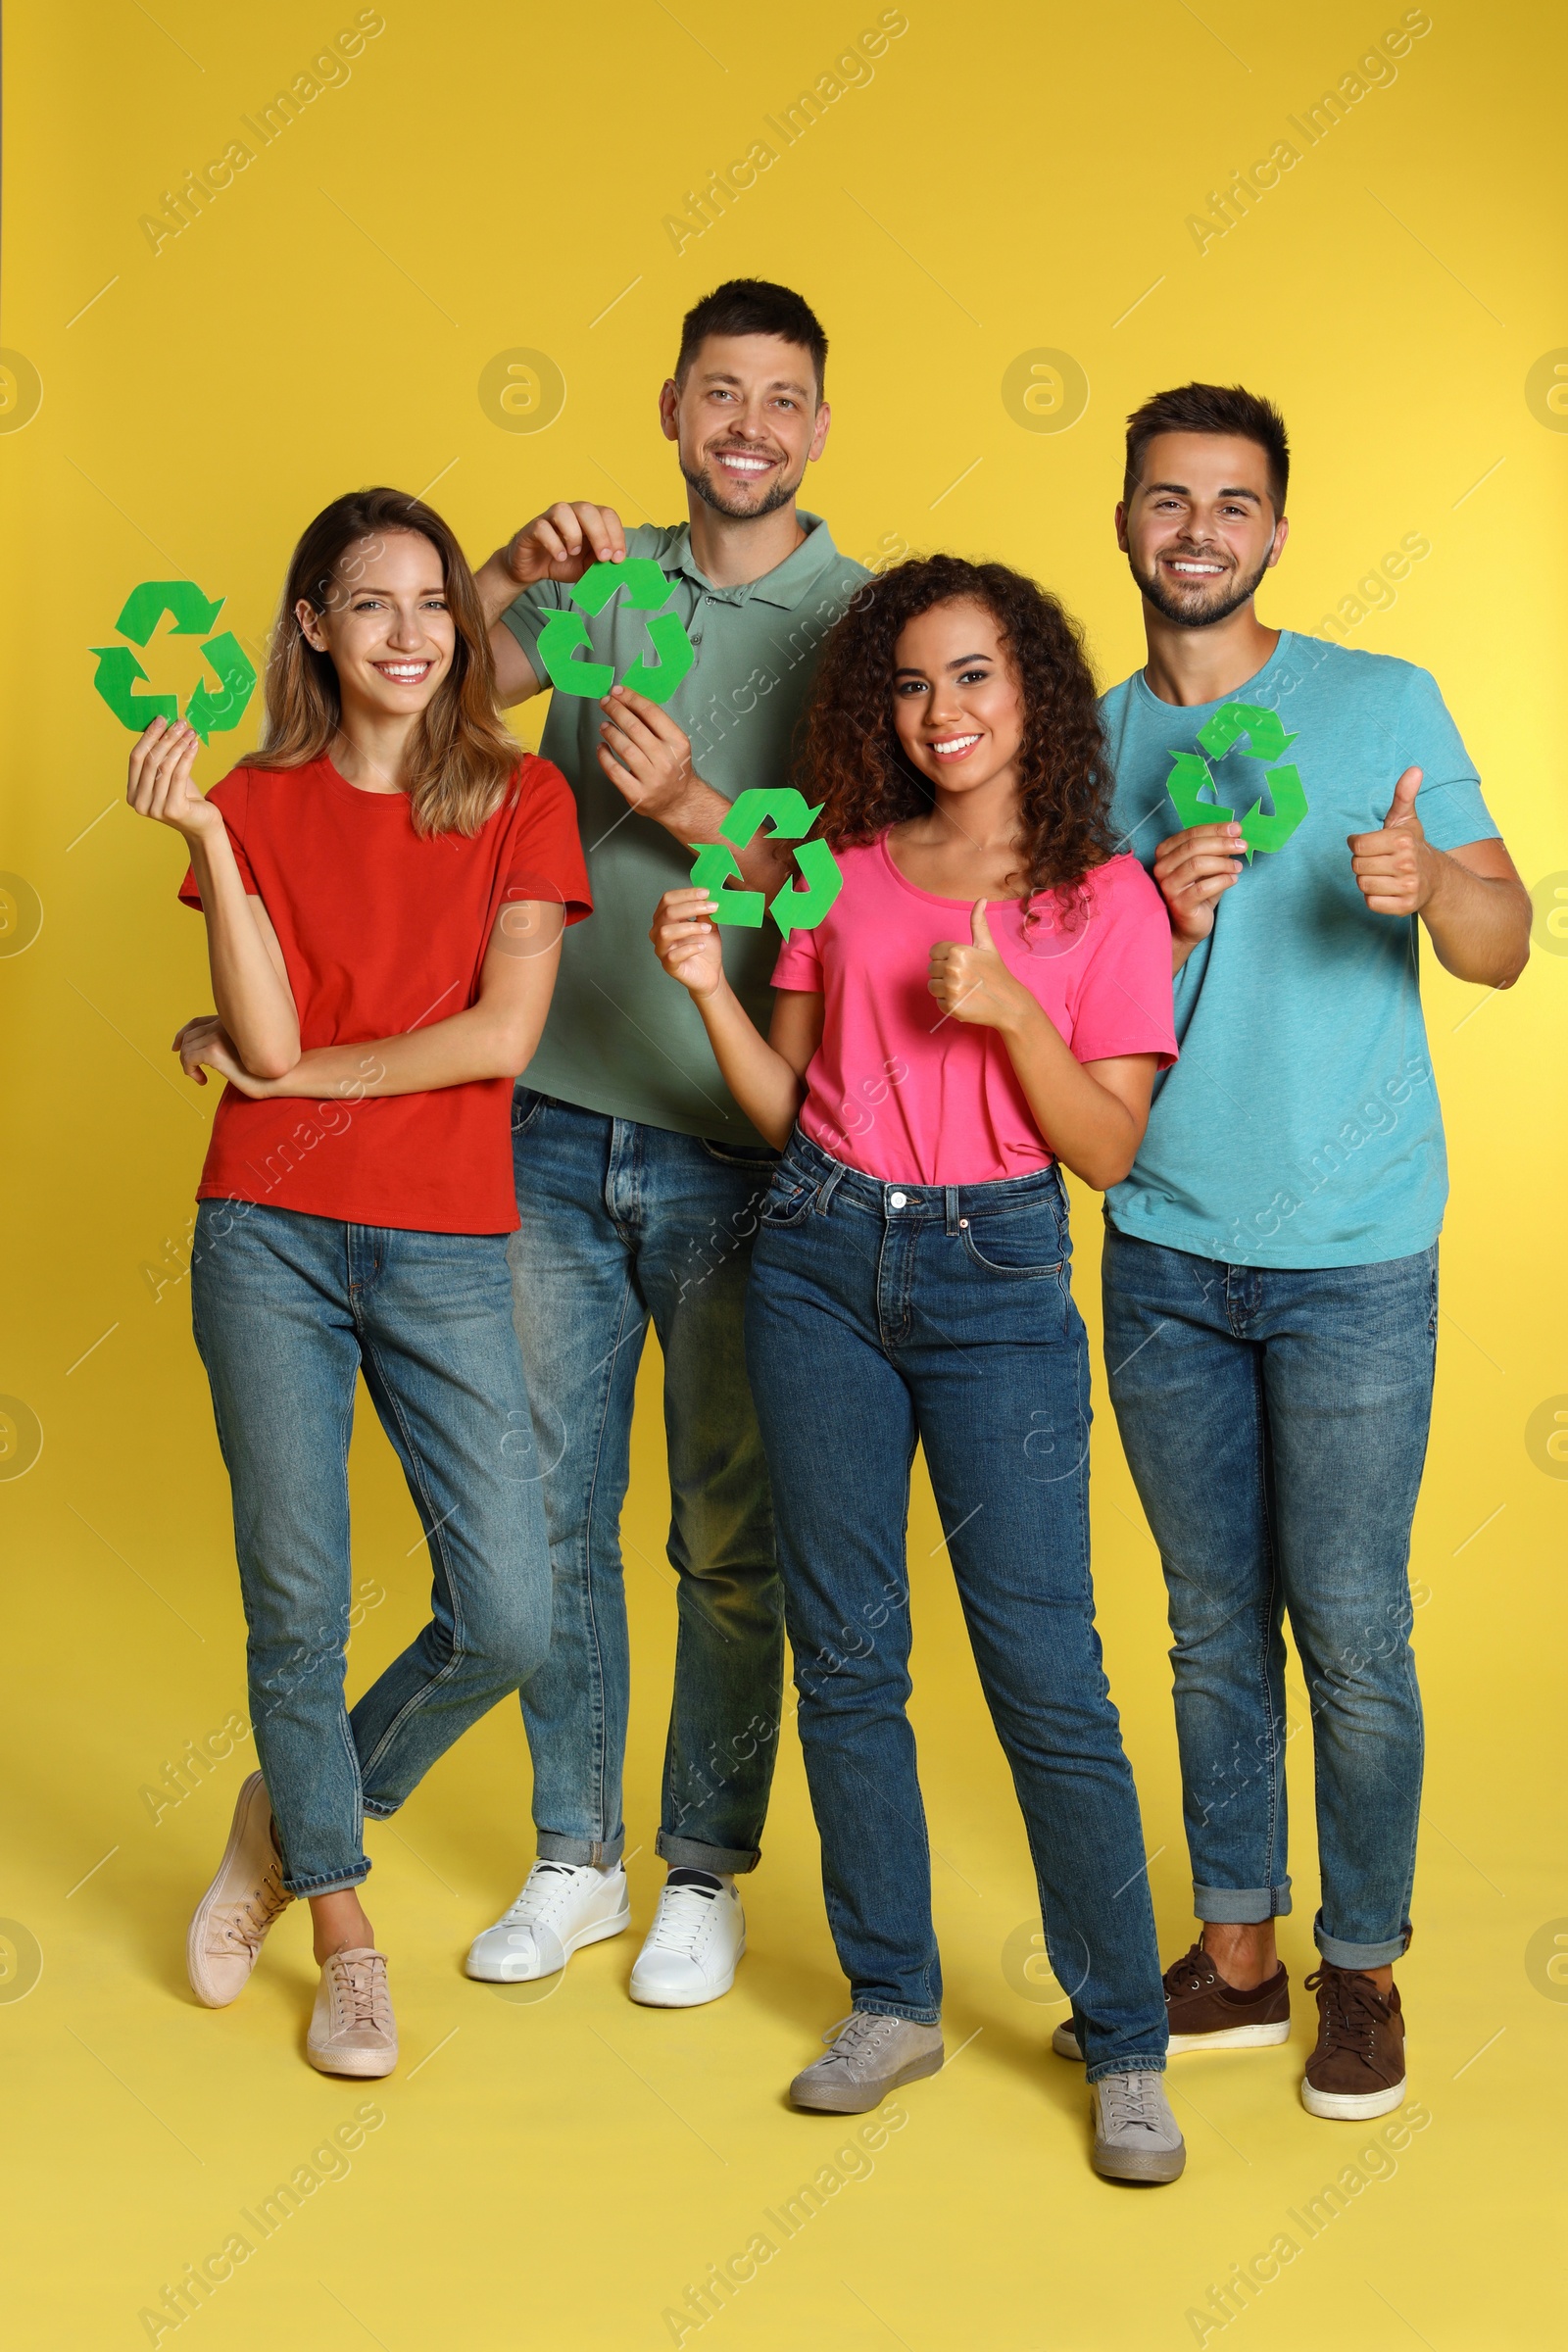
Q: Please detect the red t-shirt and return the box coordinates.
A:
[177,754,590,1233]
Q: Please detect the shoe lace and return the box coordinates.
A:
[210,1863,289,1958]
[1099,2071,1166,2136]
[503,1862,583,1930]
[1304,1965,1389,2057]
[332,1951,389,2030]
[1160,1941,1215,1999]
[647,1883,718,1953]
[820,2011,898,2058]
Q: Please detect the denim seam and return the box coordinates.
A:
[336,1350,367,1862]
[351,1323,472,1790]
[578,1264,645,1849]
[1250,1346,1288,1902]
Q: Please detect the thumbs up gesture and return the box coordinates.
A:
[1348,766,1436,916]
[927,900,1032,1033]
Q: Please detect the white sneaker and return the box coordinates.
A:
[629,1875,746,2008]
[465,1861,630,1984]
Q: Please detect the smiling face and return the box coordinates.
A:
[891,598,1025,799]
[662,331,830,520]
[1116,430,1288,629]
[297,529,456,716]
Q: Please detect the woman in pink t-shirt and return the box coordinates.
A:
[650,556,1185,2183]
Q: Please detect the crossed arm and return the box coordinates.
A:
[129,717,562,1100]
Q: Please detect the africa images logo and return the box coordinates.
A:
[1165,701,1309,861]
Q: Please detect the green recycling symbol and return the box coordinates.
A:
[90,581,257,744]
[1165,702,1308,862]
[534,559,695,705]
[689,789,844,940]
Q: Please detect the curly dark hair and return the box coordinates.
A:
[798,555,1117,911]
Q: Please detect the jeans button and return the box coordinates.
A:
[889,1191,907,1208]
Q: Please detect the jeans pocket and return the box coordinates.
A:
[959,1200,1065,1277]
[512,1085,548,1137]
[759,1169,817,1229]
[699,1136,780,1170]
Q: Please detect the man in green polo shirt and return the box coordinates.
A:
[462,279,867,2009]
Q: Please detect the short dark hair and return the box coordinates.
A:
[1124,381,1290,514]
[674,278,828,401]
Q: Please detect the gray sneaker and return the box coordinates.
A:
[790,2012,946,2113]
[1091,2071,1186,2182]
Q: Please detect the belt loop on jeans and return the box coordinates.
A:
[815,1159,846,1216]
[944,1185,960,1235]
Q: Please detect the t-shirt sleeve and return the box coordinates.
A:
[504,759,593,923]
[1392,666,1498,852]
[770,926,824,991]
[176,771,257,907]
[1066,858,1178,1067]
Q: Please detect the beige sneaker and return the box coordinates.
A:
[307,1947,398,2078]
[187,1771,292,2008]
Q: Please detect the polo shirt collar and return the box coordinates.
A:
[662,512,845,610]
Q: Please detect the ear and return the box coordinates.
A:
[295,597,329,654]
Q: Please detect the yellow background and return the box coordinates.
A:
[3,2,1565,2346]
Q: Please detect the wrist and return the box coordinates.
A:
[477,546,528,623]
[181,810,227,854]
[996,985,1044,1044]
[1414,840,1448,916]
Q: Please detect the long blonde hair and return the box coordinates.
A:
[249,487,518,836]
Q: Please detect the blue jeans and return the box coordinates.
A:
[1102,1223,1435,1970]
[507,1091,785,1874]
[745,1132,1167,2082]
[190,1202,552,1896]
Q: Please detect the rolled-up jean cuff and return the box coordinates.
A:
[285,1866,370,1898]
[1194,1883,1292,1924]
[362,1798,400,1821]
[1087,2054,1168,2086]
[656,1830,760,1875]
[537,1831,625,1869]
[1315,1921,1412,1971]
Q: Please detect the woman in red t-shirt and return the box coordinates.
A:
[127,488,589,2077]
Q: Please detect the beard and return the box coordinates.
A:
[680,453,802,521]
[1129,543,1272,630]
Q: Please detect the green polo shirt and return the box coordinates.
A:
[500,513,866,1140]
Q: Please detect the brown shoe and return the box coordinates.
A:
[1051,1939,1290,2060]
[1300,1963,1405,2119]
[1164,1940,1292,2053]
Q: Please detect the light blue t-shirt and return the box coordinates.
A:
[1102,632,1497,1269]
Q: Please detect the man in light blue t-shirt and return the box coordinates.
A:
[1065,382,1530,2123]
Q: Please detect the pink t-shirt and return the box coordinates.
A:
[770,837,1177,1185]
